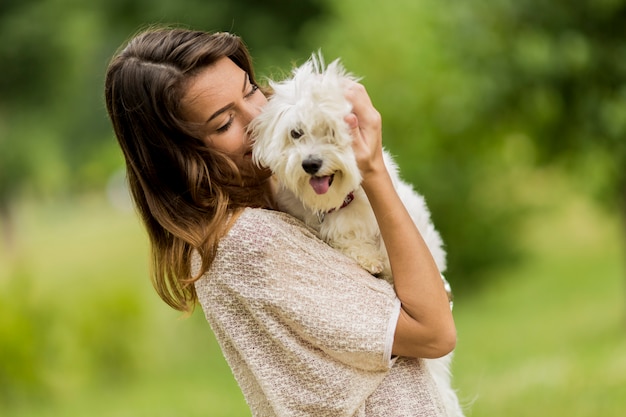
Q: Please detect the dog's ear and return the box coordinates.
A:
[249,103,292,168]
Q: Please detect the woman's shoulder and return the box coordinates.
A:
[213,208,318,260]
[237,207,294,226]
[223,207,365,274]
[237,207,306,226]
[227,207,318,245]
[194,209,300,278]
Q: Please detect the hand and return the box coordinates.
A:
[343,81,385,181]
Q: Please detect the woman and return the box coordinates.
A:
[105,27,456,416]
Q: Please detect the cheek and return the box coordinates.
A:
[255,91,269,106]
[228,124,249,153]
[204,132,242,155]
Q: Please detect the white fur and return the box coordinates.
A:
[249,53,464,416]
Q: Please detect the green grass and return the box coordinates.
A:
[0,196,249,417]
[453,196,626,416]
[1,188,624,416]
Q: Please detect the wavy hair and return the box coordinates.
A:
[104,27,273,312]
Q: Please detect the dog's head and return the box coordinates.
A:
[249,52,362,213]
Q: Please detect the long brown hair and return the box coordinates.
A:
[104,27,272,312]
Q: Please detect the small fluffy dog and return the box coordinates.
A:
[249,53,463,416]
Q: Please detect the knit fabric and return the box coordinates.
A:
[194,208,446,416]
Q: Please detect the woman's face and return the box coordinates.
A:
[181,57,268,167]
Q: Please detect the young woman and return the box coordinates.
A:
[105,27,456,416]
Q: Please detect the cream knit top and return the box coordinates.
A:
[194,208,446,416]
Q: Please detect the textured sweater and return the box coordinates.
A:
[194,208,446,416]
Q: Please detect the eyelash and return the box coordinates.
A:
[216,116,233,133]
[215,84,259,134]
[246,84,259,98]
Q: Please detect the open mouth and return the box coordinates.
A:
[309,174,335,195]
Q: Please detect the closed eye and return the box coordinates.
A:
[245,84,259,98]
[216,115,234,133]
[215,77,257,134]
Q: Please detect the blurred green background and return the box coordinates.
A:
[1,0,624,415]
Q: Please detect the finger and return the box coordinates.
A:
[345,113,365,150]
[344,82,371,115]
[345,113,359,131]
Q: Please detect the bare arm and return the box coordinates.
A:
[345,82,456,359]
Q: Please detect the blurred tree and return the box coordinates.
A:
[0,0,69,247]
[457,0,626,244]
[2,0,621,285]
[0,0,328,247]
[303,0,625,289]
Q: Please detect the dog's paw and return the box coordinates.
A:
[358,257,385,275]
[328,236,389,277]
[344,245,387,276]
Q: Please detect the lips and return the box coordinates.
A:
[309,174,334,195]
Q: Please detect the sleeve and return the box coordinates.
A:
[215,210,400,371]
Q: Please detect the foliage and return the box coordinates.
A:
[297,0,626,287]
[0,196,250,413]
[453,186,625,416]
[0,266,49,405]
[0,0,329,202]
[0,0,624,349]
[0,198,149,407]
[452,0,626,207]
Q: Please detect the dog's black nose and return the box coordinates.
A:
[302,157,323,175]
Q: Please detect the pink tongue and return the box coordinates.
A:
[309,176,332,195]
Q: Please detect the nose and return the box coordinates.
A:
[242,103,263,125]
[302,157,323,175]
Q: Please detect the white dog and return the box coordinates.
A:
[249,53,463,416]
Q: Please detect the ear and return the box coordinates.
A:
[250,103,290,168]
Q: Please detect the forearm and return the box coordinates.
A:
[362,167,456,358]
[343,80,456,357]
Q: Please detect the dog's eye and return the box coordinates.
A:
[290,128,304,139]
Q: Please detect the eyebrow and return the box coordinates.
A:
[205,72,249,124]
